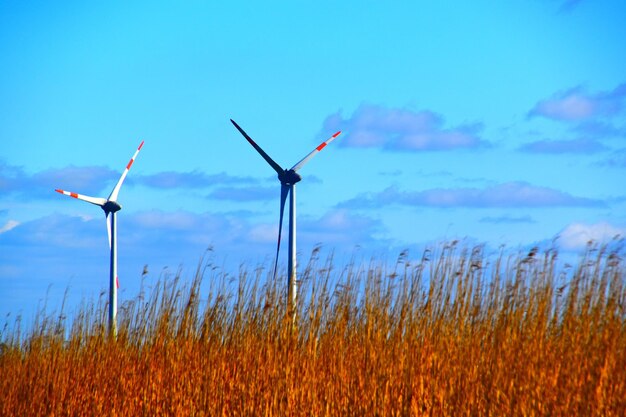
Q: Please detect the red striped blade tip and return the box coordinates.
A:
[333,131,341,138]
[138,140,144,150]
[55,189,63,194]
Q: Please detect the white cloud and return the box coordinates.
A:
[0,162,117,200]
[340,182,603,209]
[558,222,625,250]
[323,104,485,151]
[519,138,607,154]
[528,84,626,122]
[0,220,19,234]
[532,93,594,120]
[248,224,278,243]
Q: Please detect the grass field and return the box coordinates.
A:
[1,242,625,416]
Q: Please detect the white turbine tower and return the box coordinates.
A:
[55,141,144,336]
[230,119,341,314]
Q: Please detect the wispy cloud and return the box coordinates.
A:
[558,0,585,13]
[528,84,626,122]
[594,148,626,168]
[134,171,258,189]
[0,220,19,234]
[0,162,260,202]
[124,210,250,248]
[0,214,105,249]
[241,209,384,247]
[340,182,603,209]
[519,138,607,154]
[479,215,535,224]
[323,104,486,151]
[298,209,385,246]
[207,186,276,201]
[0,162,118,199]
[571,120,625,139]
[0,211,249,265]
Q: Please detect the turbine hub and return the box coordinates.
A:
[103,201,122,213]
[279,169,302,185]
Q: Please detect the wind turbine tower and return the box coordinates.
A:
[230,119,340,314]
[55,141,144,336]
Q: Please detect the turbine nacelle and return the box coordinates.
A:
[103,201,122,213]
[279,169,302,185]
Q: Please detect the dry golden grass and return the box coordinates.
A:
[1,243,625,416]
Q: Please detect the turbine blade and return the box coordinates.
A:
[291,131,341,172]
[108,140,144,202]
[55,189,107,207]
[273,184,290,280]
[106,212,112,249]
[230,119,283,175]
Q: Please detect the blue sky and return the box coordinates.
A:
[1,0,625,326]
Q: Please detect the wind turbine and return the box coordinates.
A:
[230,119,341,312]
[55,141,144,336]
